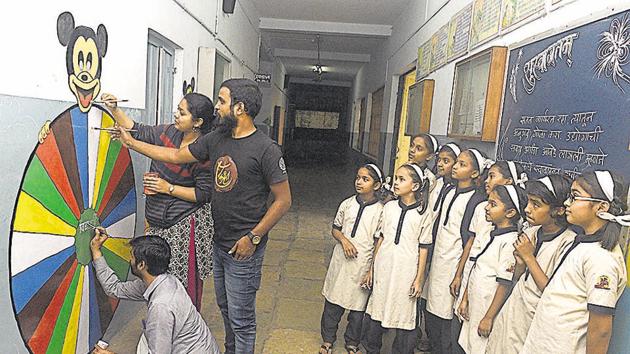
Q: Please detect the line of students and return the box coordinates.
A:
[318,133,629,354]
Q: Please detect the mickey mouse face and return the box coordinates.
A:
[57,12,108,113]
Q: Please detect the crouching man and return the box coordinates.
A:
[90,228,220,354]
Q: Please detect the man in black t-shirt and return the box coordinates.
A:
[114,79,292,354]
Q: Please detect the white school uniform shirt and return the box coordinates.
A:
[322,195,383,311]
[366,199,432,330]
[426,186,484,319]
[522,228,627,354]
[453,201,493,316]
[486,225,575,354]
[458,227,519,354]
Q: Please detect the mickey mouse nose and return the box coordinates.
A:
[81,74,88,81]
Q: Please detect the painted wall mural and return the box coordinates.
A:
[9,12,136,353]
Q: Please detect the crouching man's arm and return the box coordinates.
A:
[90,228,146,301]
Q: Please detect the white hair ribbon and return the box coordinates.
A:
[366,163,383,183]
[469,149,494,173]
[504,185,522,216]
[406,163,427,182]
[597,211,630,227]
[507,161,528,188]
[426,134,439,153]
[538,176,556,197]
[594,170,615,202]
[444,143,461,157]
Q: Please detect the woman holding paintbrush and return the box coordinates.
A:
[101,92,216,310]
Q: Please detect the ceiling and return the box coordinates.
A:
[251,0,413,83]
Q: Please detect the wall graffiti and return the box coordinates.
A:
[9,12,136,353]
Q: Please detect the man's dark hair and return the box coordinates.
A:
[221,78,262,118]
[128,236,171,276]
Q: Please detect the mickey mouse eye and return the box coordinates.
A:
[78,52,84,70]
[86,53,93,71]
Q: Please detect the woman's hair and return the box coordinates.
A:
[575,171,628,250]
[525,174,572,225]
[494,184,527,226]
[492,161,525,183]
[361,163,387,202]
[399,163,430,214]
[184,93,216,134]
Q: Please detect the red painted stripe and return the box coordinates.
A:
[97,151,130,216]
[28,259,78,354]
[35,131,81,218]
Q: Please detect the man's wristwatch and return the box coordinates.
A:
[168,184,175,194]
[247,230,262,245]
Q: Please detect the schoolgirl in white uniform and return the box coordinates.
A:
[457,184,526,353]
[363,163,432,354]
[487,174,576,354]
[450,160,527,354]
[425,148,491,353]
[522,171,628,354]
[319,164,385,354]
[419,142,461,352]
[408,133,440,194]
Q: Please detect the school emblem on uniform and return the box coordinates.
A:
[595,275,611,290]
[279,157,286,173]
[506,263,516,273]
[215,155,238,192]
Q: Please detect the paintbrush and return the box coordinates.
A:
[92,99,129,104]
[91,127,138,132]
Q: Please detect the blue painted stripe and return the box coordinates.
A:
[71,107,89,209]
[101,188,136,228]
[88,264,102,348]
[12,246,75,313]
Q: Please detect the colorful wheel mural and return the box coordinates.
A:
[9,105,136,353]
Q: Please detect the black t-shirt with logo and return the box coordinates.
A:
[188,130,288,252]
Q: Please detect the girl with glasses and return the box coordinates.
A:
[521,170,629,353]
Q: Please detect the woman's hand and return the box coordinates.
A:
[410,277,423,298]
[340,238,358,259]
[110,124,136,148]
[360,269,373,290]
[514,233,535,263]
[143,174,171,194]
[458,295,470,321]
[477,316,494,337]
[100,93,119,110]
[450,275,462,297]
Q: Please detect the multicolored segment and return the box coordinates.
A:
[10,105,136,353]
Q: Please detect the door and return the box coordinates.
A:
[393,70,417,170]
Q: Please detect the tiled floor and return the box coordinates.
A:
[105,161,431,353]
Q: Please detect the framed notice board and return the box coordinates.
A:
[495,10,630,352]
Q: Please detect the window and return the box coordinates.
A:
[213,52,230,100]
[145,30,179,125]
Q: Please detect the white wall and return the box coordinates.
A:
[258,58,289,126]
[352,0,630,172]
[0,0,260,109]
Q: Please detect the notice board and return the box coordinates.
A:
[496,10,630,352]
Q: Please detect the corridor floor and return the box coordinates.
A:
[106,161,430,353]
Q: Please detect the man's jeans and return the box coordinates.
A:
[213,243,266,354]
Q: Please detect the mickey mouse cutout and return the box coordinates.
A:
[183,77,195,95]
[39,12,108,142]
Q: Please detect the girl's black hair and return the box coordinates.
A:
[575,171,628,251]
[462,149,490,197]
[183,93,216,134]
[399,163,430,214]
[439,144,459,160]
[411,133,439,154]
[361,164,387,203]
[493,184,527,226]
[491,161,525,183]
[525,174,572,226]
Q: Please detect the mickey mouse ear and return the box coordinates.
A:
[57,12,75,46]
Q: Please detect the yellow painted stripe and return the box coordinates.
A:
[62,266,85,353]
[92,113,115,208]
[14,192,75,236]
[104,238,132,261]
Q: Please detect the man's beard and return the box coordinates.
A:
[215,112,238,136]
[130,261,141,278]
